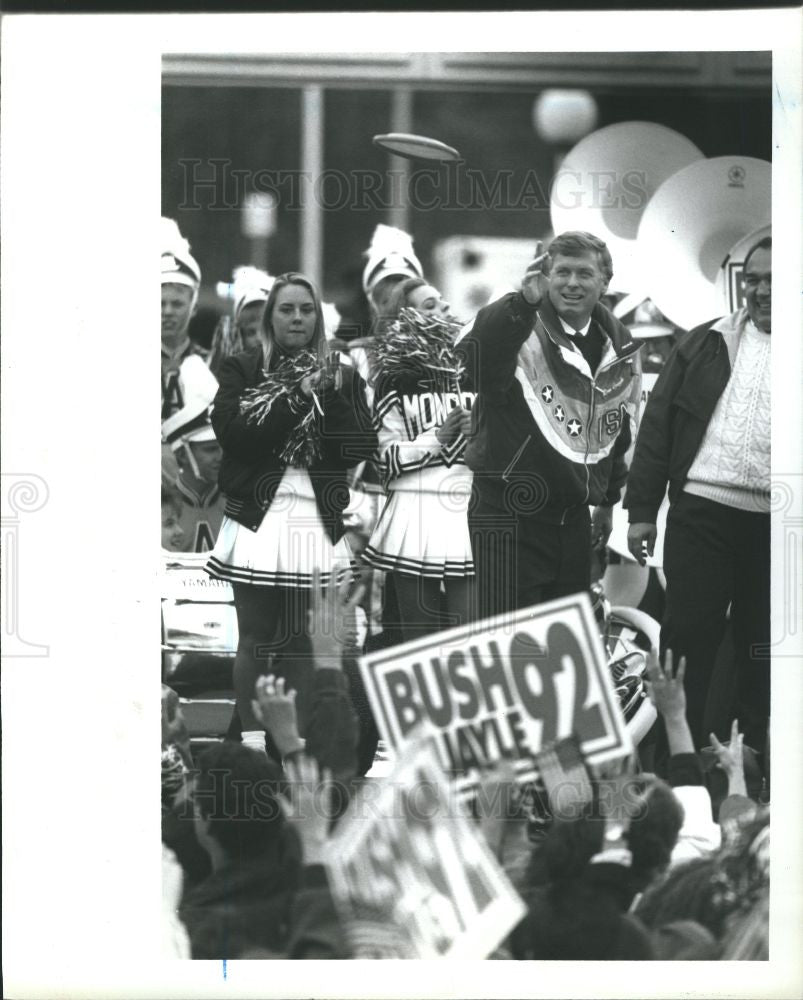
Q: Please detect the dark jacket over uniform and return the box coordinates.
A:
[211,346,376,540]
[460,292,642,523]
[623,315,739,524]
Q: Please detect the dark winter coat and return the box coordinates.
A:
[212,346,376,540]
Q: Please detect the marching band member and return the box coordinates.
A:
[233,270,274,352]
[363,225,424,322]
[162,218,205,483]
[205,272,375,755]
[161,356,226,553]
[161,218,205,419]
[208,267,275,378]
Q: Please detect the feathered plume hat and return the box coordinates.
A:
[161,217,202,304]
[230,265,275,322]
[361,224,423,296]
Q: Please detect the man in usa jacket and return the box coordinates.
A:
[461,230,642,619]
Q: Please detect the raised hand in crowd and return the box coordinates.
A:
[627,522,658,566]
[710,720,748,800]
[308,566,365,667]
[645,649,694,755]
[252,675,305,760]
[435,405,468,445]
[520,241,549,307]
[280,752,333,866]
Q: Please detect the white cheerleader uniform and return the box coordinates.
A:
[206,466,352,588]
[362,384,476,579]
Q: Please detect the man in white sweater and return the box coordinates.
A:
[624,236,771,758]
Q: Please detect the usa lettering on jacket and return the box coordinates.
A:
[516,331,639,465]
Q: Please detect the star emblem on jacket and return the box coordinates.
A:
[567,418,582,436]
[541,384,554,403]
[553,404,565,422]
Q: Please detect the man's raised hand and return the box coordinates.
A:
[521,241,550,307]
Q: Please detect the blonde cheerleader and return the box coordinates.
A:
[206,272,375,753]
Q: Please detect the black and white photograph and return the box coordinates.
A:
[3,9,802,1000]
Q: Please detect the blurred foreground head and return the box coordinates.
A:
[192,742,285,866]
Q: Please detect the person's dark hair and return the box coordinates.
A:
[742,235,772,272]
[514,786,663,960]
[161,484,182,515]
[512,880,654,960]
[634,856,731,938]
[368,273,409,319]
[546,230,614,284]
[524,776,682,892]
[260,271,327,369]
[193,742,285,861]
[385,276,429,321]
[533,803,606,887]
[626,777,685,889]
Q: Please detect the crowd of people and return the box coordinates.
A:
[161,216,772,961]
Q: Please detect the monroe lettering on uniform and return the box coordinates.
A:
[401,391,476,435]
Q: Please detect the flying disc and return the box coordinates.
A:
[372,133,461,162]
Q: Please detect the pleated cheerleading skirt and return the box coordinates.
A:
[206,467,352,589]
[362,484,475,579]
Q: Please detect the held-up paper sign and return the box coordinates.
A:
[324,735,526,959]
[359,592,631,794]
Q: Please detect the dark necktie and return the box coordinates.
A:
[567,322,604,375]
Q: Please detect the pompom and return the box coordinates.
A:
[370,307,465,392]
[239,350,332,467]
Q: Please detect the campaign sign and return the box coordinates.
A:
[325,736,526,959]
[359,592,631,794]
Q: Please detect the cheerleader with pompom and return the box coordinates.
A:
[206,272,375,755]
[361,278,476,641]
